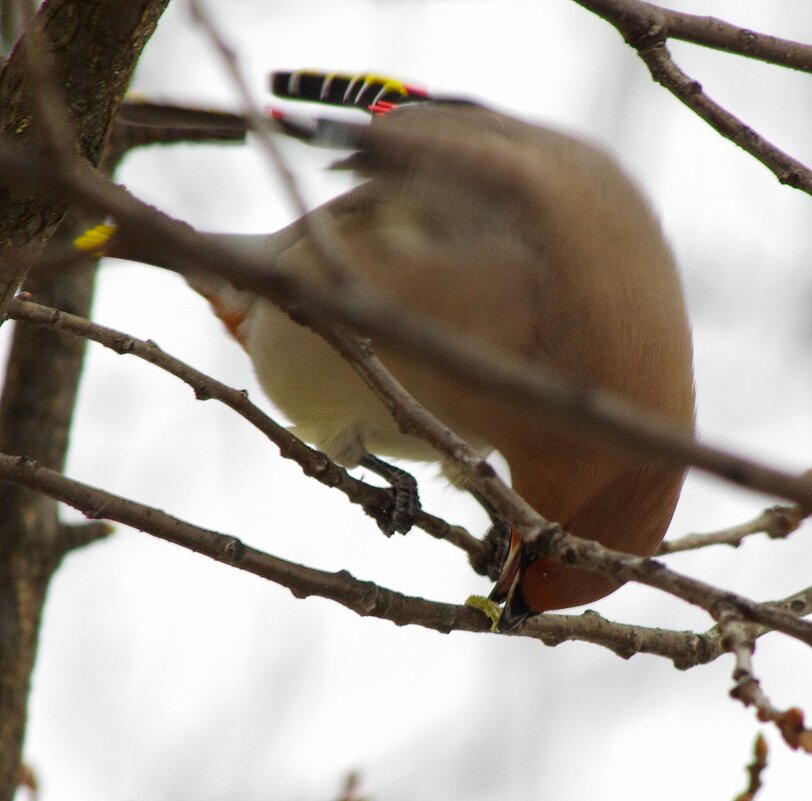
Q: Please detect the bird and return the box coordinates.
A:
[81,71,696,630]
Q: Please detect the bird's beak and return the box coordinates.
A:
[489,530,531,632]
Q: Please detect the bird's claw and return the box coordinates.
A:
[469,518,512,579]
[360,453,421,536]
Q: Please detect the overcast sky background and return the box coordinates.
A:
[7,1,812,799]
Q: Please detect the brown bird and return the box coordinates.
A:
[87,74,695,629]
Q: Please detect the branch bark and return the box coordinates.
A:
[12,148,811,514]
[570,0,812,73]
[0,1,170,797]
[572,0,812,194]
[3,447,812,674]
[657,505,806,555]
[7,295,483,559]
[1,5,811,789]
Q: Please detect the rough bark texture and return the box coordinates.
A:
[0,1,170,797]
[0,252,97,801]
[0,0,167,249]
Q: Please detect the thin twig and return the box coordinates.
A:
[665,11,812,73]
[520,608,717,666]
[512,528,812,651]
[187,0,351,283]
[334,772,370,801]
[115,100,248,147]
[58,521,114,553]
[658,505,806,555]
[733,734,768,801]
[572,0,812,74]
[716,603,812,753]
[187,0,310,222]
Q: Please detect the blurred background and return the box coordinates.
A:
[7,0,812,799]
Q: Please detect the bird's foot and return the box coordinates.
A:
[469,519,512,580]
[359,453,421,536]
[466,487,512,580]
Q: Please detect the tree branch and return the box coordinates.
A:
[0,452,491,634]
[0,1,171,795]
[572,0,812,73]
[6,295,484,560]
[9,290,812,665]
[716,604,812,753]
[663,11,812,72]
[57,520,114,554]
[6,134,812,663]
[572,0,812,194]
[0,0,171,306]
[24,150,812,513]
[657,505,806,555]
[4,448,812,675]
[733,734,768,801]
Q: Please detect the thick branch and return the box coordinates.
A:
[0,0,171,302]
[0,1,170,796]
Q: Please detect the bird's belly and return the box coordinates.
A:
[245,298,443,467]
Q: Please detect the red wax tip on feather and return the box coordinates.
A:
[267,106,286,120]
[404,84,429,97]
[369,100,397,116]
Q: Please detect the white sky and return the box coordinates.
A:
[8,1,812,800]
